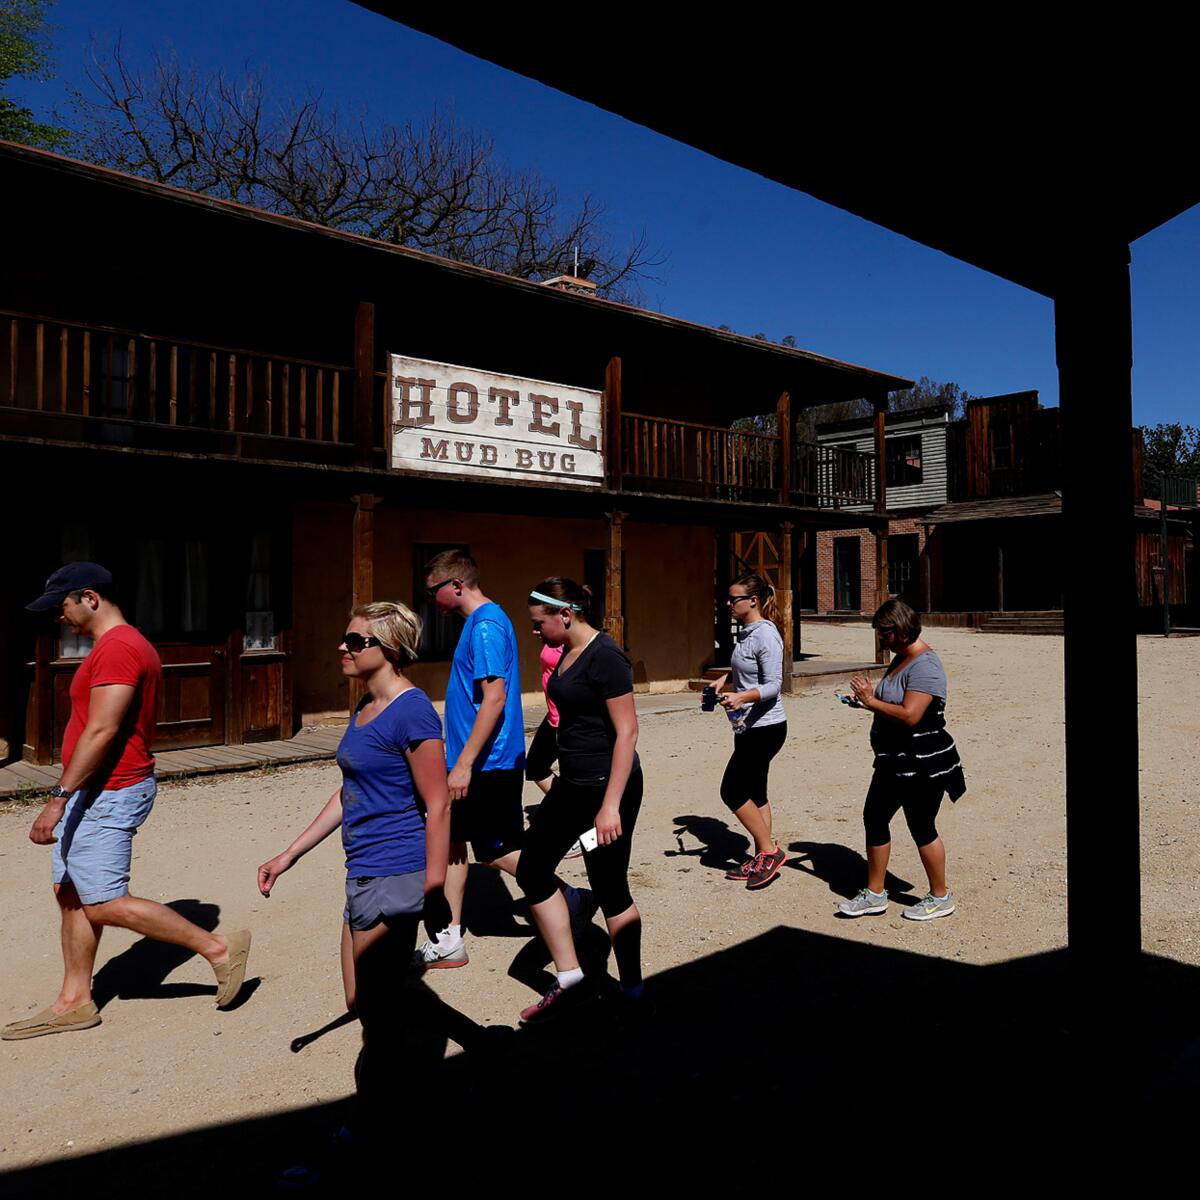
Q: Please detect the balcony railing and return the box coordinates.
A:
[1,314,880,509]
[623,411,876,508]
[1,310,354,447]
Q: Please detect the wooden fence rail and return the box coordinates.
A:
[0,310,353,443]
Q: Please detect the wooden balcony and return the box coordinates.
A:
[1,311,879,512]
[622,411,876,508]
[1,309,357,465]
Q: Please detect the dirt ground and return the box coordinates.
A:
[1,622,1197,1186]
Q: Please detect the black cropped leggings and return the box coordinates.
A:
[516,766,643,918]
[862,771,943,848]
[719,721,788,811]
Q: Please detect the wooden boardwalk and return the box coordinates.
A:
[0,698,704,801]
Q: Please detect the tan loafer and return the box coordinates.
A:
[2,1001,101,1040]
[212,929,252,1009]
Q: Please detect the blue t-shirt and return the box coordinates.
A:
[445,601,526,772]
[337,688,444,876]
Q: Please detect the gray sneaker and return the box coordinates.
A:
[902,891,955,921]
[837,888,888,917]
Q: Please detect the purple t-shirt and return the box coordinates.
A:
[337,688,443,876]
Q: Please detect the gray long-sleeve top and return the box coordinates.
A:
[728,618,786,729]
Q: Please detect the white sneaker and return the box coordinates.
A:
[837,888,888,917]
[412,935,469,970]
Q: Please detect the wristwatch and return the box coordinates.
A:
[50,784,70,799]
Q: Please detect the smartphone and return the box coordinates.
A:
[578,827,599,852]
[835,691,860,707]
[701,685,718,711]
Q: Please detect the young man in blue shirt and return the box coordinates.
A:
[416,550,590,968]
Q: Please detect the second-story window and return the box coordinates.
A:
[886,434,923,487]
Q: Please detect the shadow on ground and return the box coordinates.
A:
[5,924,1198,1195]
[786,840,917,903]
[90,899,265,1009]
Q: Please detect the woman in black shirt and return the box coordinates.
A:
[514,577,645,1024]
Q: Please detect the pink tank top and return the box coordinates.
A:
[540,642,565,727]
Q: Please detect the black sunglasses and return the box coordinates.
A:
[342,632,381,653]
[726,593,752,604]
[425,577,457,599]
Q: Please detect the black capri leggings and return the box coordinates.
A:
[525,715,559,783]
[720,722,787,812]
[862,771,943,848]
[516,766,643,918]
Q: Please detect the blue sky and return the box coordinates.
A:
[9,0,1199,426]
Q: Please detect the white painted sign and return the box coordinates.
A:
[388,354,605,488]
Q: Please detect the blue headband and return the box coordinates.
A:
[529,590,582,611]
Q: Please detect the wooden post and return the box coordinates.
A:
[1056,249,1140,1020]
[776,391,792,504]
[27,632,55,764]
[778,521,795,694]
[872,392,889,662]
[997,543,1005,612]
[351,494,383,708]
[604,510,626,648]
[354,301,376,467]
[605,356,623,490]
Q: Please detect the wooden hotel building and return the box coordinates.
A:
[0,142,911,765]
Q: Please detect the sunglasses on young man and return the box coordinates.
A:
[425,578,458,599]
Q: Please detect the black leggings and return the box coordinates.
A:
[719,721,787,811]
[516,767,643,918]
[525,715,559,782]
[862,771,943,848]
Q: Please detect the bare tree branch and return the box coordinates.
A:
[68,43,665,300]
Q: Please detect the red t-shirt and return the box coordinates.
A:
[62,625,161,790]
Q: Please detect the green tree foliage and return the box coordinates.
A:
[0,0,70,149]
[1140,422,1200,499]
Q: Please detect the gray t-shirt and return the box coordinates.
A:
[729,619,786,729]
[875,649,948,705]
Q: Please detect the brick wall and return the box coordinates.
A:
[813,517,928,614]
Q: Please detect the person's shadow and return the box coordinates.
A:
[787,841,918,908]
[90,899,261,1011]
[667,814,750,873]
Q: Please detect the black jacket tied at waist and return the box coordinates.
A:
[869,698,967,802]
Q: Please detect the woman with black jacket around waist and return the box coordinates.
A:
[840,599,966,921]
[708,573,789,891]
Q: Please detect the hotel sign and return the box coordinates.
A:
[388,354,605,488]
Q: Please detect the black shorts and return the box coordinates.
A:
[719,721,788,811]
[449,766,526,862]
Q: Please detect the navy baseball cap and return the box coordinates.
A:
[26,563,114,612]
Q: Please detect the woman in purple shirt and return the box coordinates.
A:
[257,601,451,1165]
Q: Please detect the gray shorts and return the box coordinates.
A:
[343,870,425,931]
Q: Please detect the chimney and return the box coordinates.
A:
[541,274,600,298]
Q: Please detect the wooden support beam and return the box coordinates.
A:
[605,356,623,490]
[778,520,795,694]
[776,391,792,504]
[1056,250,1140,1019]
[354,301,375,467]
[872,392,889,662]
[350,493,383,708]
[604,510,626,648]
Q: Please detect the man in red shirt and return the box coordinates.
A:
[3,564,252,1040]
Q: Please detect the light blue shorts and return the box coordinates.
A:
[52,776,157,905]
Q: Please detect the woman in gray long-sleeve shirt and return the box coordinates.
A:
[708,573,789,890]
